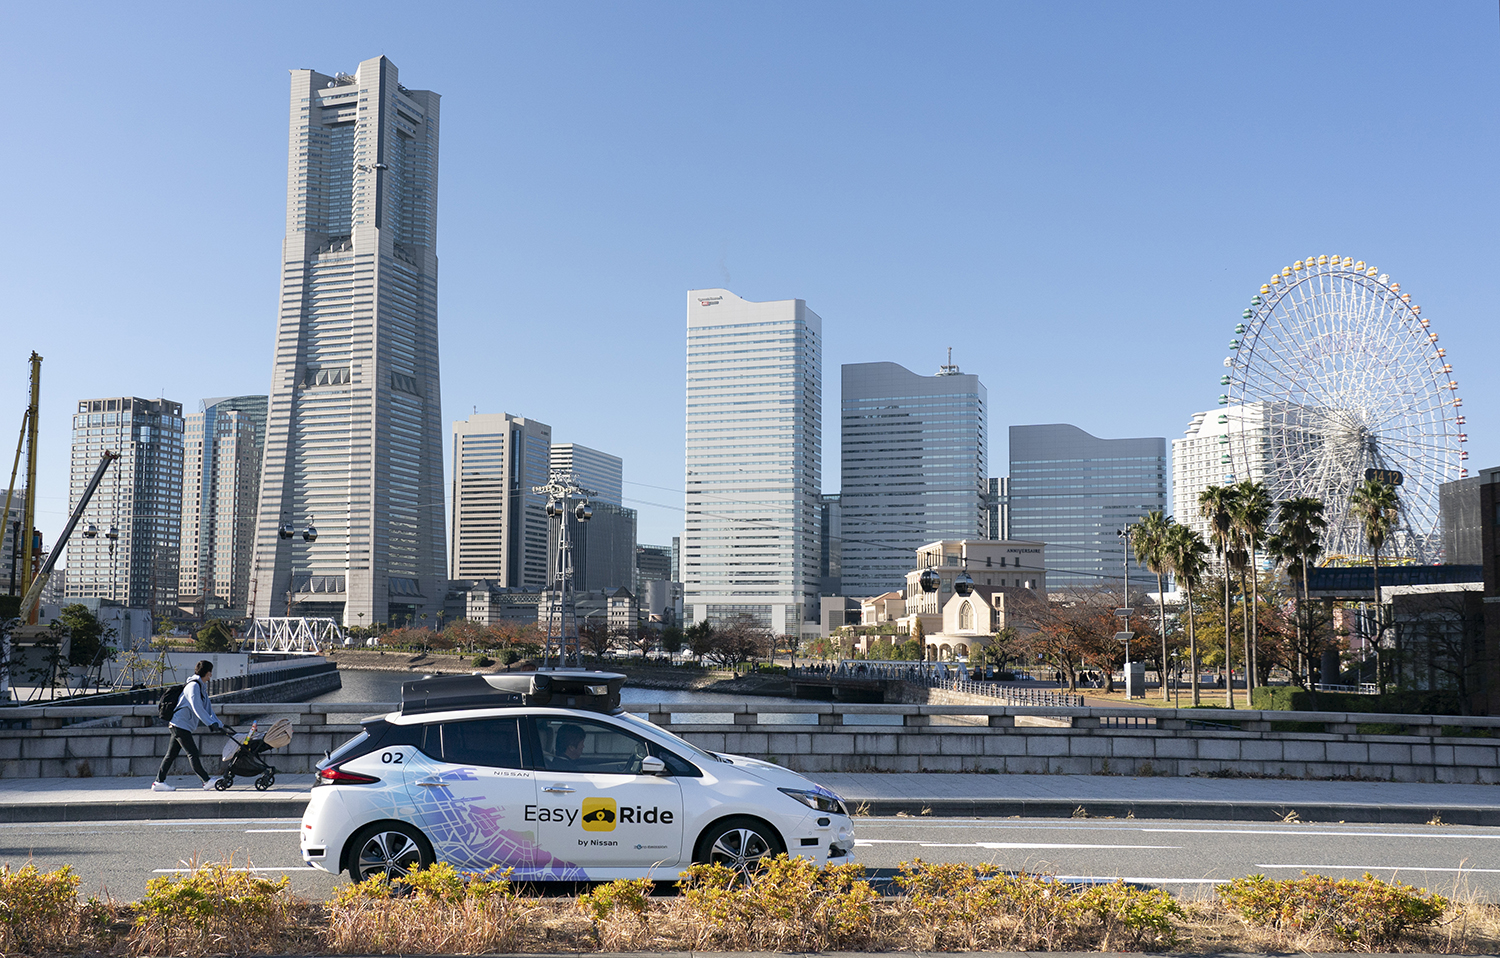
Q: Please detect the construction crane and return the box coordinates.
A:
[12,450,119,627]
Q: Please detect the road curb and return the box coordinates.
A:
[855,798,1500,826]
[0,798,309,823]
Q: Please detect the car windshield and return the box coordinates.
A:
[617,711,727,763]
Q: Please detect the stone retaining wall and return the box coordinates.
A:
[4,699,1498,782]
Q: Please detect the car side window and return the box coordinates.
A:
[533,717,647,775]
[439,717,524,769]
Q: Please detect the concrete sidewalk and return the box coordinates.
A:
[2,771,1498,825]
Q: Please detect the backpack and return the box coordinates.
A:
[157,684,184,721]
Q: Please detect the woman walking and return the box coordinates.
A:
[152,660,228,792]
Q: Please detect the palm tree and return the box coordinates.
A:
[1349,479,1400,691]
[1133,510,1175,702]
[1231,480,1272,692]
[1164,523,1210,706]
[1198,485,1240,706]
[1267,496,1326,687]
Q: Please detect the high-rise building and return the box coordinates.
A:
[816,492,842,595]
[552,502,636,592]
[66,397,185,613]
[636,543,673,592]
[180,396,267,615]
[839,361,987,597]
[550,444,623,506]
[250,56,444,626]
[684,288,822,635]
[1171,403,1271,554]
[1,493,22,596]
[1009,424,1166,589]
[986,477,1011,540]
[449,413,552,590]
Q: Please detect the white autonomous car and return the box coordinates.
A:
[300,671,855,882]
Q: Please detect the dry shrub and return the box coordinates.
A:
[325,862,534,954]
[676,856,880,951]
[1218,871,1448,948]
[1,862,88,954]
[131,859,299,955]
[577,877,655,950]
[893,861,1183,952]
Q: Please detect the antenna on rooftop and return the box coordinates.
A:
[938,347,961,376]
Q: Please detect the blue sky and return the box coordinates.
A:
[2,2,1496,551]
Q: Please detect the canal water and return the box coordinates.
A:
[310,668,846,725]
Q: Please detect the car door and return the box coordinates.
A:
[405,715,541,872]
[529,715,684,872]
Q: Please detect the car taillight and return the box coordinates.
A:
[315,765,381,786]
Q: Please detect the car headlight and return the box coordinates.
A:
[779,785,848,815]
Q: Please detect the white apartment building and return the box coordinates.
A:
[550,444,623,506]
[683,288,822,637]
[250,56,445,626]
[180,396,267,615]
[66,397,184,614]
[450,413,552,590]
[1171,402,1271,549]
[902,538,1048,632]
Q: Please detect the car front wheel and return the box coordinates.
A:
[695,816,784,875]
[348,822,433,883]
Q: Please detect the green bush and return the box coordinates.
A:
[578,877,655,949]
[1251,685,1462,716]
[1074,880,1184,950]
[677,856,879,952]
[1218,872,1447,946]
[472,654,495,668]
[194,620,237,653]
[326,863,530,954]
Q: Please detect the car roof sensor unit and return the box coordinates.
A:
[400,671,627,716]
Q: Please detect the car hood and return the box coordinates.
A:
[715,752,842,796]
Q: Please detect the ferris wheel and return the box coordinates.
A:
[1220,254,1467,564]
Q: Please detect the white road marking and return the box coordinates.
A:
[1145,827,1500,840]
[1053,876,1233,884]
[856,839,1177,850]
[1257,864,1500,873]
[152,866,309,873]
[244,829,301,833]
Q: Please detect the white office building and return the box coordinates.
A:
[450,413,552,590]
[180,396,267,616]
[250,56,445,626]
[683,288,822,636]
[840,361,987,597]
[550,444,622,506]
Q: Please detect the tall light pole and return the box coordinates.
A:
[1116,525,1136,697]
[534,470,594,670]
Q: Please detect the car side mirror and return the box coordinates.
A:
[640,755,667,775]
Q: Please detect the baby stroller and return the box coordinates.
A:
[216,719,294,791]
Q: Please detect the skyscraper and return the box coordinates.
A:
[250,56,444,626]
[450,413,552,589]
[839,361,987,597]
[987,477,1011,540]
[66,397,184,614]
[1171,403,1271,554]
[550,444,623,506]
[180,396,268,615]
[1009,424,1166,589]
[684,288,822,636]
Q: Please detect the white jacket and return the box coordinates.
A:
[170,676,220,731]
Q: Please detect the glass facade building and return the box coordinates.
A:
[66,397,185,614]
[839,361,987,598]
[250,56,444,625]
[1008,424,1166,589]
[180,396,268,615]
[550,444,623,506]
[683,288,822,636]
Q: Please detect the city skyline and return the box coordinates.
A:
[4,5,1496,557]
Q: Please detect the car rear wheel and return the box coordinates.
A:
[695,816,784,875]
[348,822,433,883]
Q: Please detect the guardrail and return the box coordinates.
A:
[791,665,1083,708]
[0,660,338,711]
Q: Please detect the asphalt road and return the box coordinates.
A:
[4,815,1497,902]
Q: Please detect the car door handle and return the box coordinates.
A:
[542,784,575,793]
[415,781,446,787]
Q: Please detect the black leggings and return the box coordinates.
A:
[157,727,210,783]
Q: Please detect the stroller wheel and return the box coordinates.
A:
[255,772,274,791]
[215,774,233,791]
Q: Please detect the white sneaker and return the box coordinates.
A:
[151,781,176,792]
[202,777,221,791]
